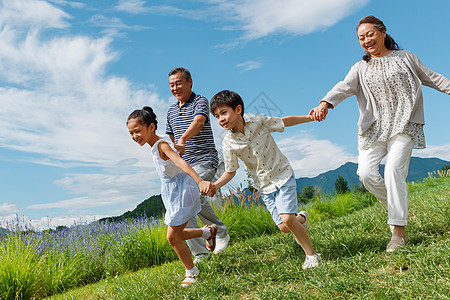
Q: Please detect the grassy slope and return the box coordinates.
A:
[49,176,450,300]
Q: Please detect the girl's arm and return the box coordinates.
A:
[214,171,236,190]
[158,142,215,195]
[282,115,314,127]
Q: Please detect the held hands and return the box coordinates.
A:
[309,102,329,122]
[198,180,216,197]
[306,113,315,122]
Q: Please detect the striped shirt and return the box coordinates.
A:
[166,92,218,168]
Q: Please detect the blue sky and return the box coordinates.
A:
[0,0,449,229]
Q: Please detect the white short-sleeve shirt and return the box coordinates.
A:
[222,114,293,194]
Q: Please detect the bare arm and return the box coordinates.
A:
[214,171,236,190]
[178,114,206,145]
[159,142,215,195]
[174,114,207,156]
[169,134,185,156]
[282,115,314,127]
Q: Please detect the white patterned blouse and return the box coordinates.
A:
[358,51,425,150]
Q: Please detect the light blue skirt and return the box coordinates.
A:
[161,172,201,226]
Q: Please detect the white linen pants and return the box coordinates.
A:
[357,134,414,226]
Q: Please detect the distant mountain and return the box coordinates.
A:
[296,157,449,195]
[0,227,7,235]
[98,194,165,223]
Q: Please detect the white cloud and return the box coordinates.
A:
[27,195,129,210]
[214,0,368,41]
[25,167,161,214]
[88,14,154,31]
[49,0,85,9]
[0,202,19,216]
[0,0,171,227]
[277,131,358,177]
[0,214,108,230]
[0,0,71,29]
[137,0,369,48]
[236,60,262,72]
[115,0,147,14]
[0,1,168,168]
[35,214,107,229]
[115,0,369,43]
[413,144,450,162]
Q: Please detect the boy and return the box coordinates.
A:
[210,90,321,269]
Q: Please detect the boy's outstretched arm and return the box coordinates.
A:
[282,115,314,127]
[214,171,236,190]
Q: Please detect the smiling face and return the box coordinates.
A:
[357,23,388,57]
[127,118,154,146]
[213,104,243,132]
[169,71,193,104]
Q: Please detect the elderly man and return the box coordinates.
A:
[166,67,230,262]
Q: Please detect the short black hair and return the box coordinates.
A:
[168,67,191,82]
[210,90,244,118]
[127,106,158,130]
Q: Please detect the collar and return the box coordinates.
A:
[230,118,246,134]
[178,92,196,108]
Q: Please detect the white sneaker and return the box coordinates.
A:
[299,211,309,231]
[302,253,321,269]
[213,233,230,254]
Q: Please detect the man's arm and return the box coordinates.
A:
[177,114,206,146]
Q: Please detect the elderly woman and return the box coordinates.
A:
[311,15,450,252]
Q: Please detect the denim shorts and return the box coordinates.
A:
[260,174,298,225]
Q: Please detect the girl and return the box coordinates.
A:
[127,106,218,287]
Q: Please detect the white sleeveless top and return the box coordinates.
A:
[150,136,201,226]
[151,136,182,180]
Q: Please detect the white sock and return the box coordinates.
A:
[306,253,320,259]
[201,226,211,240]
[186,266,199,276]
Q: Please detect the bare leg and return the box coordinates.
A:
[280,213,315,255]
[392,225,406,238]
[167,222,203,270]
[278,214,306,233]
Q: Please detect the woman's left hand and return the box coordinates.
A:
[310,101,330,122]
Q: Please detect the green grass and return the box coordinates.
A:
[0,232,43,300]
[47,176,450,300]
